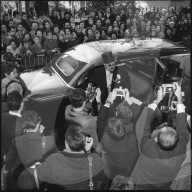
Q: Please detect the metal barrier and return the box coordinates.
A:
[1,52,60,70]
[21,52,60,70]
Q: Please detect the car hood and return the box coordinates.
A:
[20,67,67,96]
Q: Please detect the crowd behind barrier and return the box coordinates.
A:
[1,2,191,191]
[1,3,191,71]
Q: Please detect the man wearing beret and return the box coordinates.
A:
[90,51,130,112]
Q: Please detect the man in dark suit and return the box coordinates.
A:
[1,91,24,158]
[132,82,189,190]
[90,51,130,111]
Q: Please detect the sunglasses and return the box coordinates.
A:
[105,62,116,67]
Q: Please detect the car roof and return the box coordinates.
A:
[66,38,187,64]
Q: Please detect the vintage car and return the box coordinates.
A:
[20,38,190,147]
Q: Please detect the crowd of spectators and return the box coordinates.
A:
[1,3,191,190]
[1,4,191,69]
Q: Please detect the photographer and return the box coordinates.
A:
[65,88,99,152]
[132,82,189,190]
[4,110,56,190]
[17,125,109,190]
[97,88,144,179]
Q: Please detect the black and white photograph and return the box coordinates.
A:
[1,0,191,190]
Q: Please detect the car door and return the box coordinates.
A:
[159,53,190,83]
[116,56,159,104]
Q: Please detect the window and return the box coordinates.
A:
[119,57,156,79]
[56,55,78,76]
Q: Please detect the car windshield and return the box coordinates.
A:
[56,54,78,76]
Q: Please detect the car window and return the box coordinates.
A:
[56,55,78,76]
[119,57,156,79]
[160,54,190,79]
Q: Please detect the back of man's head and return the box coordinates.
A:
[107,117,125,140]
[65,125,86,152]
[116,101,133,121]
[157,126,179,151]
[6,81,23,96]
[6,91,23,111]
[69,88,86,108]
[4,62,17,76]
[22,111,40,130]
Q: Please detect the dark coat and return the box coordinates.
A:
[132,107,189,190]
[90,65,130,104]
[65,105,98,149]
[5,131,56,171]
[1,113,23,157]
[43,39,58,55]
[25,151,109,190]
[98,103,143,178]
[57,40,68,53]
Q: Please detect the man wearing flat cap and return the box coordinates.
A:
[90,51,130,112]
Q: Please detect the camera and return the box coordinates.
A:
[161,83,176,95]
[85,83,96,103]
[160,83,185,113]
[113,87,126,98]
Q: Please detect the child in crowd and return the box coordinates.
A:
[20,38,32,58]
[43,31,58,55]
[31,35,45,55]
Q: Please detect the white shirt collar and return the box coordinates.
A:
[9,111,22,118]
[106,70,112,76]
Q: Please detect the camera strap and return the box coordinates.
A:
[34,167,40,190]
[42,136,46,155]
[87,154,93,190]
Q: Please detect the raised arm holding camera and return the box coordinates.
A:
[132,82,190,190]
[97,87,144,179]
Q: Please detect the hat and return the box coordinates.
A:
[169,21,175,25]
[101,51,115,64]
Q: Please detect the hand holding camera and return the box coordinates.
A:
[161,83,176,95]
[158,82,184,112]
[96,87,102,103]
[173,82,183,104]
[113,87,126,98]
[154,86,163,104]
[84,136,93,153]
[39,124,45,133]
[107,90,117,104]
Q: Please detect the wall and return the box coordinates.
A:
[145,0,190,10]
